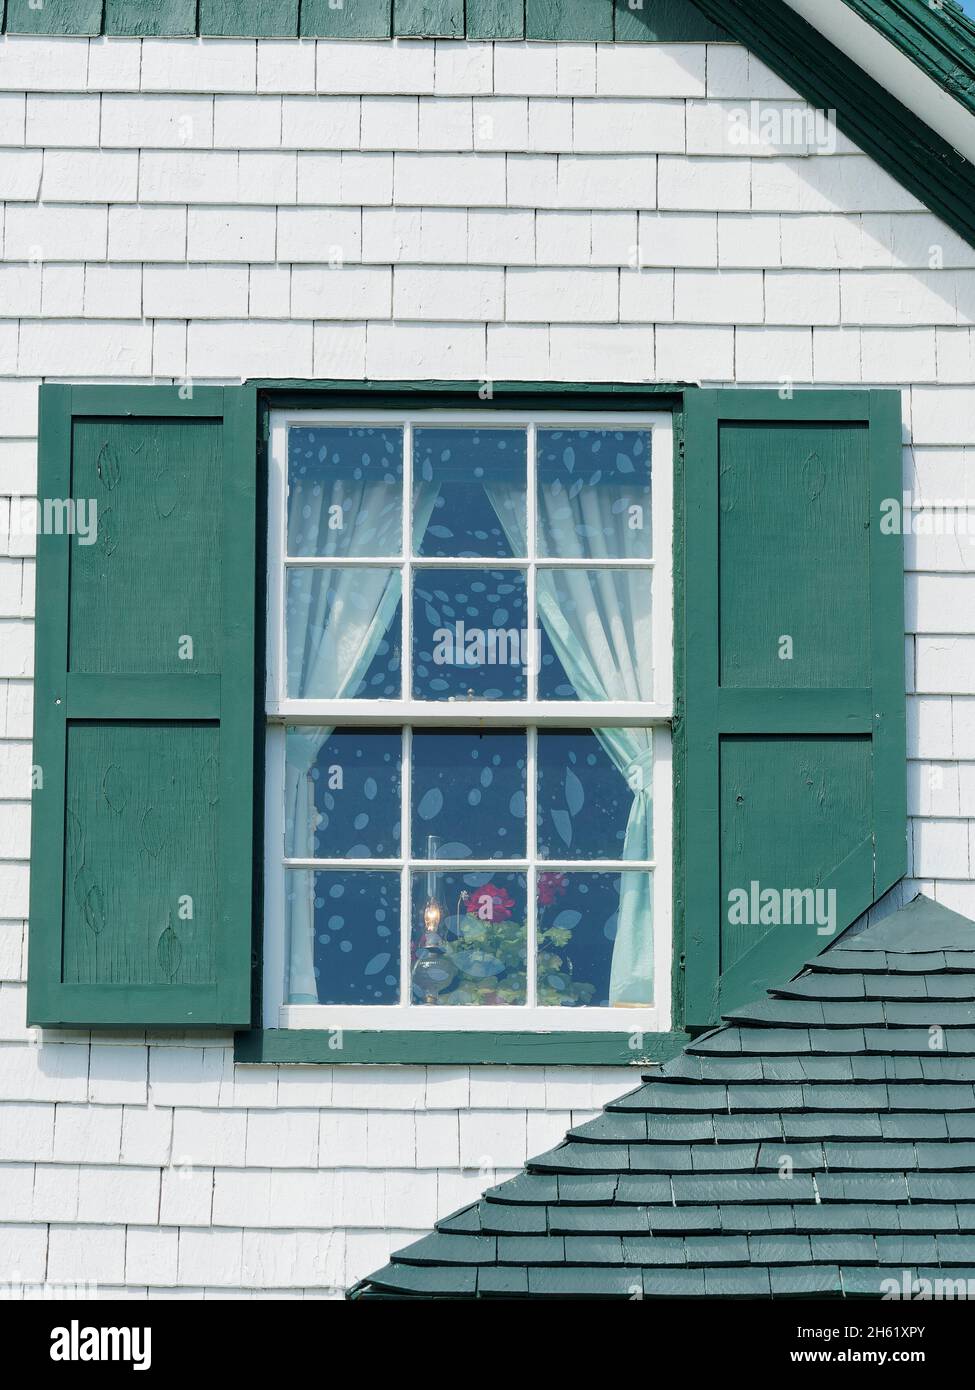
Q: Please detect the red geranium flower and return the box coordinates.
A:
[466,883,515,922]
[538,872,569,907]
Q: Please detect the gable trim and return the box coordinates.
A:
[840,0,975,117]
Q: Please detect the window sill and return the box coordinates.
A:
[234,1028,690,1066]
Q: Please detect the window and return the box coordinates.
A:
[264,409,673,1033]
[27,384,905,1047]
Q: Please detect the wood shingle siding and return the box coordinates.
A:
[0,18,972,1296]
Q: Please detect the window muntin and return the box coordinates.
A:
[266,410,673,1034]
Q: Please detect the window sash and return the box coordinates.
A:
[265,724,672,1032]
[267,409,673,718]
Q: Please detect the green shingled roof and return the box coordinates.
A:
[350,896,975,1299]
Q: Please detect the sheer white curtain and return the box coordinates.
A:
[285,732,328,1003]
[283,480,438,1005]
[485,477,655,1006]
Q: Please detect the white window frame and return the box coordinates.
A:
[264,408,674,1034]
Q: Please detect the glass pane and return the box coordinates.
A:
[411,730,526,860]
[287,425,402,558]
[410,870,527,1006]
[536,871,653,1008]
[285,869,400,1005]
[537,428,652,559]
[286,566,402,699]
[537,729,652,861]
[285,728,401,860]
[537,567,652,702]
[413,428,527,558]
[412,568,528,701]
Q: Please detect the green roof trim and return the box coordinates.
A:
[200,0,300,38]
[104,1,197,38]
[0,0,726,39]
[351,897,975,1299]
[5,0,102,34]
[841,0,975,116]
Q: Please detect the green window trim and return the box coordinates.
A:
[255,380,683,1062]
[234,1027,692,1066]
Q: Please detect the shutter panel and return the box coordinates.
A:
[682,389,906,1029]
[28,385,258,1028]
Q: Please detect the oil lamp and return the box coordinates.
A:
[411,835,455,1004]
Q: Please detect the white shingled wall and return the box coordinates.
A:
[0,33,972,1297]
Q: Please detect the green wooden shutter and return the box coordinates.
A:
[28,385,259,1028]
[682,389,906,1029]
